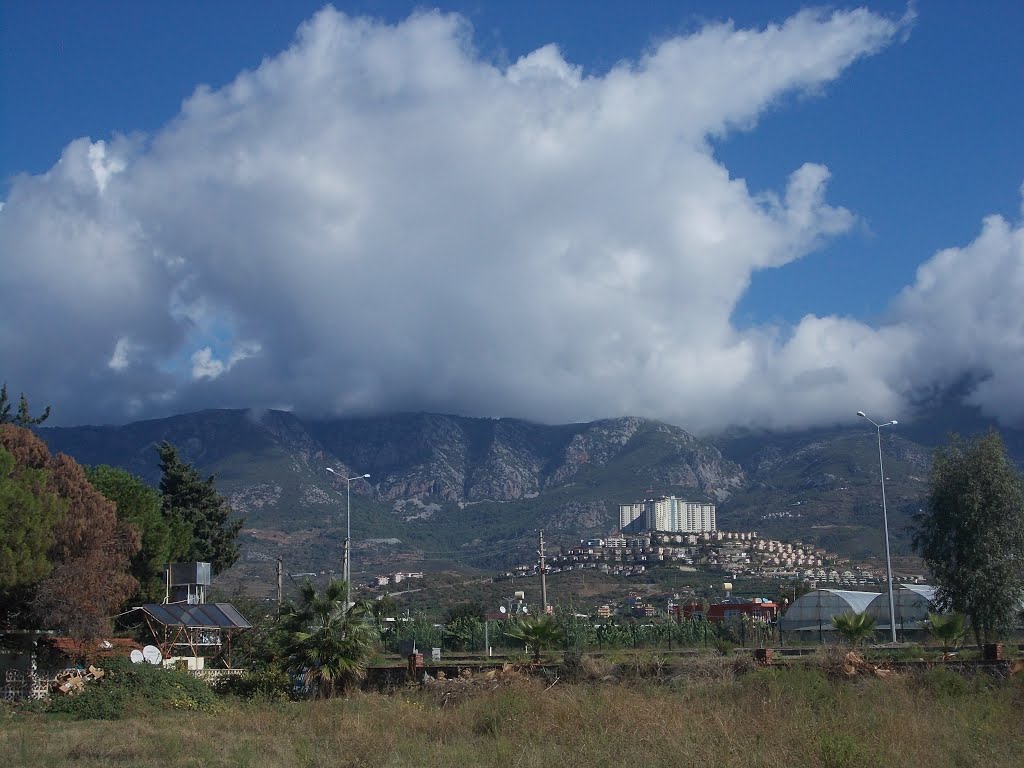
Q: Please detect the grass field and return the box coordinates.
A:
[3,655,1022,768]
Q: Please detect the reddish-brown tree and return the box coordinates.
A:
[0,425,140,639]
[34,453,141,639]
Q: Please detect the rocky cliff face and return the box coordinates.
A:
[35,409,743,569]
[309,412,744,505]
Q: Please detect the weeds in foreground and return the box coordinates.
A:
[3,658,1023,768]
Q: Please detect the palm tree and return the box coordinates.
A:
[281,579,379,698]
[504,614,566,663]
[926,612,966,660]
[832,612,876,648]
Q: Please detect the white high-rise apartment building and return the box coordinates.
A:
[618,496,716,534]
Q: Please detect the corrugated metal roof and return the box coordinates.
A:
[141,603,252,630]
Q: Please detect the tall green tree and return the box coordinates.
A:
[157,442,243,574]
[88,465,191,601]
[0,435,65,594]
[281,579,379,698]
[2,425,140,638]
[0,383,50,426]
[913,431,1024,647]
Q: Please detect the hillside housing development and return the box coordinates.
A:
[619,496,716,534]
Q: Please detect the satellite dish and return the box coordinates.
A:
[142,645,162,665]
[129,649,144,664]
[499,606,507,614]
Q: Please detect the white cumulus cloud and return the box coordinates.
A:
[4,6,1019,432]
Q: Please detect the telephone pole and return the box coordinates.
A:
[538,530,548,613]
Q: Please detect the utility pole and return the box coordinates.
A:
[276,557,283,606]
[538,530,548,613]
[343,538,350,598]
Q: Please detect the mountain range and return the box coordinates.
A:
[37,404,1024,585]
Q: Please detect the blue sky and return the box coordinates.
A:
[2,2,1023,431]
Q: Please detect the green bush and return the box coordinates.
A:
[712,638,734,656]
[217,666,294,702]
[819,732,872,768]
[912,666,970,698]
[48,657,221,720]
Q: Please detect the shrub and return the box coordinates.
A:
[912,666,970,698]
[217,666,294,702]
[712,638,734,656]
[48,657,221,720]
[819,732,872,768]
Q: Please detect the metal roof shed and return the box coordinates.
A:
[779,589,880,633]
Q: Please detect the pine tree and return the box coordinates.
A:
[0,430,65,593]
[157,442,243,574]
[0,383,50,426]
[2,425,140,639]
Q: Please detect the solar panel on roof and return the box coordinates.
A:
[140,603,252,629]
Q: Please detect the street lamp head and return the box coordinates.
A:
[889,420,898,426]
[362,473,370,478]
[326,467,337,475]
[856,411,867,418]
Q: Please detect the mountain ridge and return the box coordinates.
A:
[36,406,1024,576]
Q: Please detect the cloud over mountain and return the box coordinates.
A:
[2,6,1020,432]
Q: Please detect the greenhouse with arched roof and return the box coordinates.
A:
[778,589,879,635]
[864,584,937,631]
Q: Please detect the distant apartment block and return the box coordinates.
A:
[618,496,716,534]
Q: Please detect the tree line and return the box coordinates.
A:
[1,385,242,640]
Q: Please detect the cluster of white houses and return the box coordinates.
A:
[372,571,424,587]
[619,496,717,535]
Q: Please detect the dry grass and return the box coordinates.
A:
[2,661,1023,768]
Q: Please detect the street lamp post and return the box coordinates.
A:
[857,411,898,644]
[326,467,370,608]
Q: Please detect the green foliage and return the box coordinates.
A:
[443,615,484,651]
[913,667,970,699]
[47,657,221,719]
[0,383,50,426]
[553,605,596,651]
[504,614,565,662]
[371,594,398,625]
[385,615,444,654]
[474,689,530,737]
[831,612,876,647]
[216,666,293,702]
[280,579,380,698]
[88,465,190,601]
[914,431,1024,645]
[818,732,873,768]
[711,637,735,656]
[0,441,64,592]
[157,442,243,574]
[443,601,485,624]
[926,612,966,657]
